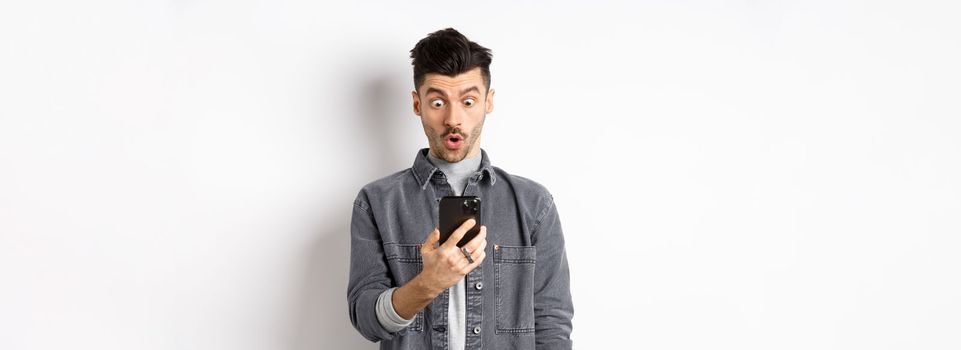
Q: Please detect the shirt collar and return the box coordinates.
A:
[412,148,497,190]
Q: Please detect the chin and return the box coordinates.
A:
[435,149,466,162]
[445,151,467,162]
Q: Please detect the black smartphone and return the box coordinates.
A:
[439,196,482,247]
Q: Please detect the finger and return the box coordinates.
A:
[441,218,476,249]
[463,242,485,265]
[459,246,477,265]
[463,226,487,255]
[473,250,487,266]
[420,228,440,254]
[461,250,487,274]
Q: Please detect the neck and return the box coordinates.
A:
[427,150,483,196]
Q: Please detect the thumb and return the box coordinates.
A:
[420,228,440,254]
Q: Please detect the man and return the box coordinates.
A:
[347,28,573,350]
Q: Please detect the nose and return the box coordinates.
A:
[444,104,464,129]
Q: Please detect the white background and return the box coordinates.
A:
[1,1,959,349]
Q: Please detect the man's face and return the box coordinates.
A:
[412,67,495,163]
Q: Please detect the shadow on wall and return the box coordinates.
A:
[292,65,411,350]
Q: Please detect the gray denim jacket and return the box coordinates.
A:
[348,148,574,349]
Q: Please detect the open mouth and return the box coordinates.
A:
[444,134,464,150]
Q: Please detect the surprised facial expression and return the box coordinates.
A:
[412,67,495,163]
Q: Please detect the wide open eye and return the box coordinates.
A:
[464,98,475,107]
[430,99,445,108]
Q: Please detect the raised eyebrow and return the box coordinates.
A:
[424,87,447,98]
[424,86,481,98]
[459,86,480,96]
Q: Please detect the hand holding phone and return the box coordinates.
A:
[439,196,481,247]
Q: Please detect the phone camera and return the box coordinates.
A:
[463,199,480,213]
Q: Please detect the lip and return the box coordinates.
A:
[443,134,464,150]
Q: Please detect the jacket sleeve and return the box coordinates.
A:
[531,194,574,349]
[346,193,396,342]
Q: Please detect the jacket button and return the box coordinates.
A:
[433,325,446,332]
[474,282,483,290]
[493,244,500,250]
[473,326,481,334]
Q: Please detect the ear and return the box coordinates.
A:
[485,88,495,114]
[411,90,421,116]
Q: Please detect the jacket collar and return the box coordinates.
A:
[412,148,497,190]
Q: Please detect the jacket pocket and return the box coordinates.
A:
[493,244,536,333]
[384,243,424,332]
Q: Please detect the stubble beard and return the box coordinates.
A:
[424,119,485,163]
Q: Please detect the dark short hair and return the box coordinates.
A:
[410,28,492,93]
